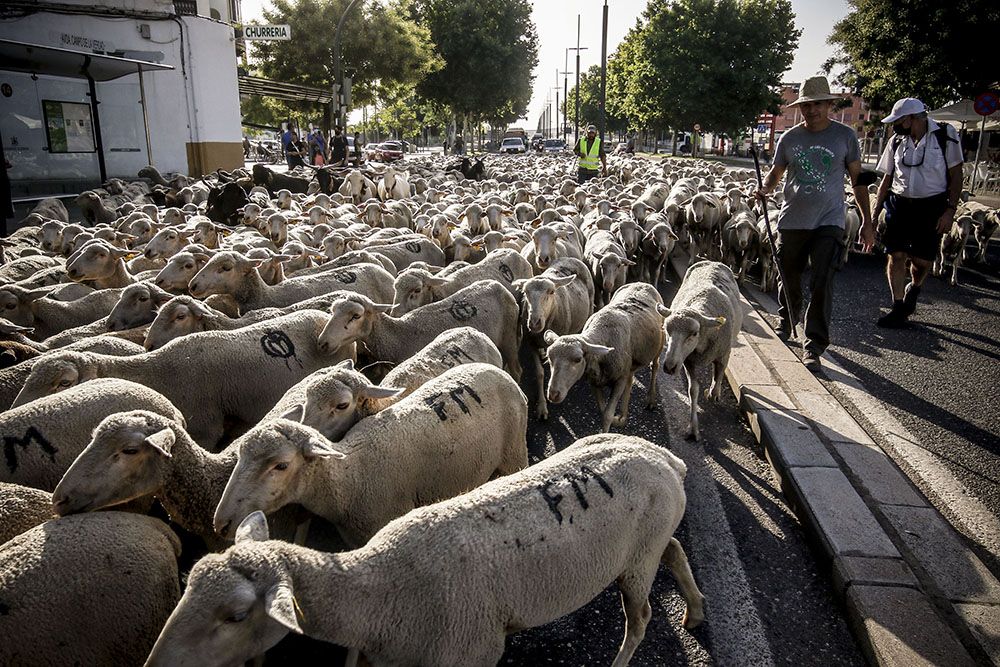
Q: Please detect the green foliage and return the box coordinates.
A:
[564,65,628,134]
[827,0,1000,109]
[248,0,440,121]
[415,0,538,122]
[607,0,799,134]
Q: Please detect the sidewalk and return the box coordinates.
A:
[726,289,1000,665]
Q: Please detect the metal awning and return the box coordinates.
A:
[0,39,174,81]
[238,74,333,104]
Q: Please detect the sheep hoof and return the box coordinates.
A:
[537,408,548,421]
[683,602,705,630]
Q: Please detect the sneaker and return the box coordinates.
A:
[876,300,909,328]
[900,283,921,318]
[776,321,792,341]
[802,350,822,372]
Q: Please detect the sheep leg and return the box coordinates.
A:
[602,377,630,432]
[500,332,522,384]
[613,373,635,426]
[706,353,729,401]
[645,359,660,409]
[532,348,548,420]
[951,251,962,286]
[663,537,706,630]
[684,362,701,441]
[343,647,359,667]
[611,563,658,667]
[591,384,608,412]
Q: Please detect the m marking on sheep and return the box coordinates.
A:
[331,270,357,284]
[260,330,303,369]
[405,241,422,254]
[449,300,478,322]
[537,465,614,525]
[498,264,515,283]
[3,426,58,473]
[423,381,483,421]
[438,345,474,368]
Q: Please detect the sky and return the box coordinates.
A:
[239,0,850,125]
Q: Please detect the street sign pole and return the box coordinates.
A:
[971,91,1000,193]
[334,0,362,130]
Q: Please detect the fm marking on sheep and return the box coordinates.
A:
[448,300,478,322]
[4,427,58,473]
[423,381,483,421]
[405,241,422,254]
[259,330,302,369]
[537,465,614,524]
[331,270,357,284]
[438,345,475,368]
[498,264,515,283]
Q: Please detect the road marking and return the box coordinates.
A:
[659,373,776,667]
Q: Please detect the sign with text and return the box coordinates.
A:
[241,24,291,41]
[42,100,95,153]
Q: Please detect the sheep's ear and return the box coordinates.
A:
[695,313,726,329]
[656,304,671,318]
[235,510,269,543]
[582,342,614,357]
[550,274,576,289]
[0,320,33,334]
[302,434,346,460]
[359,384,405,400]
[152,290,174,307]
[246,258,266,271]
[370,303,393,314]
[143,427,176,458]
[623,258,636,266]
[187,299,213,319]
[542,329,559,345]
[265,580,303,634]
[335,358,355,371]
[280,404,304,423]
[22,286,58,302]
[192,252,211,265]
[424,275,448,288]
[706,200,718,208]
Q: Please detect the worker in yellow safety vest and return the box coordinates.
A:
[574,124,607,182]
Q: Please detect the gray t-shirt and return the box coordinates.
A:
[773,120,861,230]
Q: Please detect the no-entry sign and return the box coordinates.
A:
[973,91,999,116]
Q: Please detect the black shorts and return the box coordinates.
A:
[882,193,947,262]
[577,168,599,183]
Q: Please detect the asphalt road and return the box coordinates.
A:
[753,230,1000,580]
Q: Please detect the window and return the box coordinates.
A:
[843,113,852,121]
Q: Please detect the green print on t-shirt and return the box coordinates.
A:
[792,145,835,190]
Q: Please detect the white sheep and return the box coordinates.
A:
[0,481,52,544]
[661,260,744,441]
[377,166,411,200]
[12,311,349,449]
[0,283,128,341]
[545,282,666,432]
[318,280,522,381]
[213,363,529,546]
[146,434,703,667]
[0,512,180,666]
[934,214,973,286]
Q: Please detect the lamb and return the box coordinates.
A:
[377,166,410,200]
[521,224,584,273]
[390,248,532,315]
[934,214,973,286]
[153,249,213,292]
[720,210,759,282]
[0,283,127,340]
[661,260,743,441]
[513,257,594,419]
[13,311,349,449]
[65,240,138,288]
[339,169,378,204]
[638,212,678,286]
[545,282,666,433]
[188,250,394,313]
[0,378,184,490]
[213,363,529,546]
[584,229,635,309]
[147,434,703,667]
[0,512,180,667]
[0,482,53,544]
[318,280,522,381]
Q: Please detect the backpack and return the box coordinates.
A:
[889,122,958,179]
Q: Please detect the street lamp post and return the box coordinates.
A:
[600,0,608,143]
[333,0,362,130]
[567,22,588,148]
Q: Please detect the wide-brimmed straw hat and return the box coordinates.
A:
[787,76,839,106]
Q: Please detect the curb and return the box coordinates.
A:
[721,289,1000,666]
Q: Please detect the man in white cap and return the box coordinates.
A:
[756,76,875,371]
[872,98,963,328]
[574,124,607,183]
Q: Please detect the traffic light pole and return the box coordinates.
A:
[333,0,362,129]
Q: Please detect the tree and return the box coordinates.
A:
[248,0,440,129]
[605,0,799,137]
[565,65,629,136]
[827,0,1000,109]
[415,0,538,130]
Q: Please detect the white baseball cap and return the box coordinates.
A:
[881,98,926,123]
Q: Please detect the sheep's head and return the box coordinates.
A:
[146,511,303,667]
[661,307,726,375]
[143,227,192,260]
[391,268,444,316]
[13,351,99,407]
[530,225,569,269]
[543,332,613,404]
[144,296,216,351]
[612,219,642,255]
[39,220,65,252]
[515,274,576,335]
[106,282,172,332]
[155,251,212,293]
[287,360,404,441]
[52,410,179,516]
[597,253,633,294]
[317,293,391,355]
[214,419,344,540]
[321,234,347,261]
[265,213,289,246]
[189,251,259,299]
[65,241,129,282]
[245,248,290,286]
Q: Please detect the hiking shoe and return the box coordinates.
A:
[877,300,909,328]
[901,283,921,318]
[802,350,822,372]
[776,321,793,341]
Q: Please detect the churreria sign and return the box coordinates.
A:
[241,24,291,41]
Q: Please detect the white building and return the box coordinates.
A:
[0,0,244,197]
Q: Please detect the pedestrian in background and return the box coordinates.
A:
[331,126,348,167]
[871,98,964,328]
[285,133,306,169]
[574,124,607,183]
[755,76,875,371]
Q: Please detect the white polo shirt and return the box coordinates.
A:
[876,119,963,198]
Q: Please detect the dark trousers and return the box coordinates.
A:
[775,225,844,355]
[578,168,599,183]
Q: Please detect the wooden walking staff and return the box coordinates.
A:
[750,145,799,341]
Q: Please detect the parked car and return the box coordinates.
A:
[544,139,566,153]
[500,137,527,154]
[368,141,405,162]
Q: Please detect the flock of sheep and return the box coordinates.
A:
[0,147,991,666]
